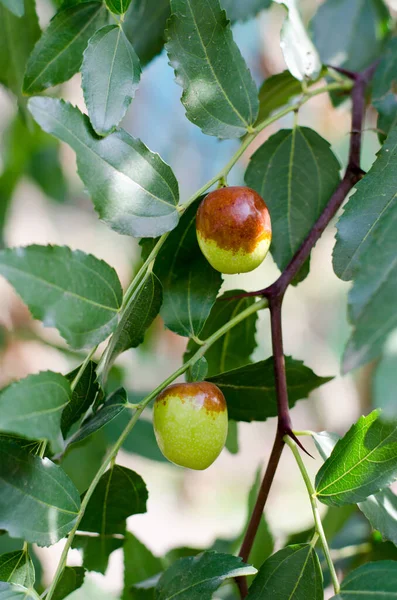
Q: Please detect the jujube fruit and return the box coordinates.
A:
[196,186,272,274]
[153,382,228,470]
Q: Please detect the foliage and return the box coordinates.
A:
[246,126,340,279]
[0,0,396,598]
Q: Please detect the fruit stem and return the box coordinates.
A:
[38,440,47,459]
[121,235,169,311]
[191,335,206,346]
[284,435,340,595]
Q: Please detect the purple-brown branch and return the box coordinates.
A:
[235,64,376,598]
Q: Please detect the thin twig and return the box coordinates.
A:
[239,431,285,564]
[285,436,340,595]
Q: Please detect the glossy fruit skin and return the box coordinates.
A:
[153,382,228,470]
[196,186,272,274]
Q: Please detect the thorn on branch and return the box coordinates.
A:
[283,429,314,459]
[326,64,358,80]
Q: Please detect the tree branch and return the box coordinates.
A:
[235,64,376,598]
[239,431,284,564]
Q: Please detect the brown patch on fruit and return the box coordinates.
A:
[156,382,226,414]
[196,186,271,253]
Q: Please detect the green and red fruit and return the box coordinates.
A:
[153,382,228,470]
[196,186,272,274]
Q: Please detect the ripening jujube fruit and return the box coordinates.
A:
[196,186,272,274]
[153,382,228,470]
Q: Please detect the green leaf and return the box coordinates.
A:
[100,273,162,384]
[123,0,269,69]
[330,561,397,600]
[0,547,41,592]
[0,551,34,587]
[61,432,108,494]
[312,431,340,462]
[52,567,85,600]
[334,126,397,281]
[67,388,127,446]
[367,538,397,562]
[0,540,27,561]
[27,146,67,204]
[246,544,323,599]
[0,245,122,349]
[344,236,397,372]
[220,0,271,21]
[82,25,141,136]
[333,126,397,370]
[1,116,67,206]
[359,489,397,547]
[255,71,302,126]
[373,354,397,420]
[106,0,132,14]
[0,440,81,546]
[0,0,24,17]
[207,357,331,422]
[0,178,17,251]
[186,357,209,383]
[62,361,99,438]
[29,97,180,238]
[0,0,40,115]
[274,0,321,81]
[23,2,108,95]
[55,0,87,7]
[184,291,258,377]
[310,0,391,74]
[123,0,170,66]
[73,534,123,574]
[164,546,202,566]
[372,38,397,141]
[315,411,397,506]
[0,583,40,600]
[0,371,70,445]
[165,0,259,138]
[313,430,397,545]
[123,533,163,600]
[149,201,222,338]
[155,552,256,599]
[225,421,239,455]
[79,464,148,534]
[245,127,340,279]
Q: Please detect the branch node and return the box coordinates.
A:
[283,428,314,459]
[348,164,366,180]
